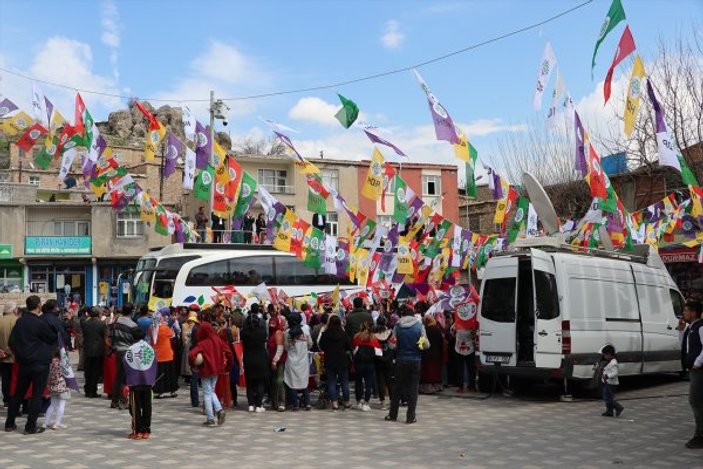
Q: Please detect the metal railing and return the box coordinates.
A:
[259,183,295,195]
[195,229,272,245]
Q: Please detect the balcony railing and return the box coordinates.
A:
[259,183,295,195]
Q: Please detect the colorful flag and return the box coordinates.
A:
[144,125,166,161]
[465,142,479,198]
[57,335,79,391]
[574,111,588,177]
[234,171,257,218]
[361,148,385,200]
[44,96,55,128]
[183,146,196,190]
[0,111,33,136]
[195,121,211,169]
[454,286,480,331]
[307,174,328,216]
[193,165,214,201]
[73,93,87,136]
[392,176,416,223]
[31,84,47,126]
[291,217,310,259]
[164,133,183,178]
[587,144,608,199]
[273,209,297,252]
[412,69,460,144]
[624,55,646,137]
[533,42,558,110]
[15,122,48,152]
[123,340,157,387]
[335,240,350,278]
[304,227,325,269]
[334,94,359,128]
[154,203,169,236]
[604,26,636,103]
[0,98,18,117]
[324,235,338,275]
[58,149,76,181]
[591,0,627,75]
[508,197,530,243]
[362,128,407,157]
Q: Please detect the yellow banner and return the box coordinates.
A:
[273,210,297,252]
[624,55,645,137]
[361,148,385,200]
[144,124,166,160]
[453,132,470,162]
[0,111,34,136]
[396,236,414,275]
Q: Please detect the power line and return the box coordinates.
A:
[0,0,593,103]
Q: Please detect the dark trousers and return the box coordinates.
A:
[190,371,200,407]
[129,385,152,434]
[690,369,703,437]
[389,360,420,422]
[246,378,265,408]
[354,362,375,402]
[375,361,393,402]
[112,351,127,405]
[602,383,623,414]
[213,230,223,243]
[326,367,350,402]
[5,364,49,432]
[84,356,102,396]
[243,232,252,244]
[457,352,476,389]
[0,362,12,404]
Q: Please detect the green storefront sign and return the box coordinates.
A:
[0,244,12,259]
[25,236,92,255]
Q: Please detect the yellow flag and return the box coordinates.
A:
[397,236,414,275]
[273,209,297,252]
[690,187,703,218]
[361,148,385,200]
[148,296,171,312]
[683,233,703,248]
[493,197,508,225]
[624,55,645,137]
[453,132,470,162]
[348,246,358,283]
[51,110,67,131]
[90,182,107,199]
[331,284,340,307]
[356,248,370,287]
[144,124,166,160]
[138,192,156,224]
[0,111,34,136]
[295,158,320,175]
[213,141,227,165]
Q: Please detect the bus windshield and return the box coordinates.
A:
[133,258,156,305]
[152,255,201,299]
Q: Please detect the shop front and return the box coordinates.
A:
[660,247,703,299]
[96,259,138,307]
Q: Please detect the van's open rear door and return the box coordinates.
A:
[479,256,518,366]
[531,248,562,369]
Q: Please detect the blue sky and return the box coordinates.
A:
[1,0,701,179]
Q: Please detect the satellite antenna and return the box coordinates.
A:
[598,225,615,251]
[522,172,559,235]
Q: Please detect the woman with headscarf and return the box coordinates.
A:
[318,315,352,410]
[240,313,268,412]
[374,314,394,410]
[419,315,445,394]
[267,314,287,412]
[215,317,234,408]
[189,322,231,427]
[284,312,313,410]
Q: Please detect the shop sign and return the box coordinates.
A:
[660,250,697,264]
[0,244,12,259]
[25,236,92,255]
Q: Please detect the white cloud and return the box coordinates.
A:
[153,40,272,119]
[459,118,528,136]
[100,0,121,82]
[287,97,342,126]
[575,72,631,146]
[380,20,405,50]
[0,36,121,118]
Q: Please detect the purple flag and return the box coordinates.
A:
[336,240,350,279]
[95,134,107,157]
[266,201,286,241]
[0,98,18,117]
[487,168,503,200]
[387,223,399,247]
[57,336,79,391]
[273,131,305,162]
[408,196,424,218]
[574,111,588,177]
[123,340,158,387]
[164,133,184,178]
[195,121,211,169]
[646,80,667,134]
[363,129,407,157]
[44,97,54,127]
[461,229,473,267]
[173,216,185,243]
[413,69,460,144]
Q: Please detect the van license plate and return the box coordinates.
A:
[485,354,510,364]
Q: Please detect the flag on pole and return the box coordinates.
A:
[0,97,18,117]
[533,42,558,110]
[591,0,627,75]
[604,25,636,103]
[15,122,48,152]
[195,121,211,169]
[361,148,385,200]
[412,69,460,144]
[624,55,645,137]
[508,197,530,243]
[587,144,608,199]
[363,129,407,158]
[234,171,257,218]
[334,94,359,128]
[0,111,33,136]
[193,165,214,201]
[574,111,588,177]
[182,105,197,142]
[183,146,196,190]
[392,176,416,223]
[547,69,567,128]
[31,84,48,126]
[164,133,183,178]
[273,209,297,252]
[73,93,87,136]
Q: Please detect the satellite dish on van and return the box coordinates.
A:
[598,225,615,251]
[522,172,559,235]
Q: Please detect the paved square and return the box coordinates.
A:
[1,371,700,468]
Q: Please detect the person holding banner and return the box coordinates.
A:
[124,328,157,440]
[42,350,70,430]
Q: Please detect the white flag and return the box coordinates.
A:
[251,282,272,303]
[451,225,462,269]
[183,146,196,190]
[182,106,197,142]
[87,123,101,163]
[527,203,539,236]
[58,149,76,181]
[533,42,557,110]
[31,83,47,126]
[324,236,338,275]
[546,69,567,128]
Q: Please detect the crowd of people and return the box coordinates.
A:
[194,206,268,244]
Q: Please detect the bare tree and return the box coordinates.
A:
[232,135,287,156]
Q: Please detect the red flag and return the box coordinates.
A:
[588,144,608,199]
[501,187,520,231]
[454,287,479,331]
[74,93,86,135]
[16,123,48,152]
[225,156,243,202]
[290,218,310,258]
[134,100,160,130]
[306,174,330,198]
[604,26,636,104]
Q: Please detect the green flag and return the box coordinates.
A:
[392,175,415,223]
[304,227,324,269]
[307,187,327,215]
[678,155,699,187]
[465,142,478,198]
[34,149,53,170]
[233,171,257,218]
[154,205,169,236]
[355,218,376,249]
[476,235,498,269]
[193,165,214,201]
[599,186,619,213]
[334,94,359,129]
[507,197,530,243]
[591,0,626,74]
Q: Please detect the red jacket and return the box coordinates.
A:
[188,323,233,379]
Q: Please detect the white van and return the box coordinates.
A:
[477,238,684,390]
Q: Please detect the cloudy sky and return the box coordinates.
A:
[0,0,701,182]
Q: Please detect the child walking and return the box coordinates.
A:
[124,328,157,439]
[43,351,70,430]
[599,345,624,417]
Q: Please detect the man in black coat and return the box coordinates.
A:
[81,307,106,398]
[41,299,70,347]
[4,295,56,435]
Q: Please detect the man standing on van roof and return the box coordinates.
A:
[683,301,703,449]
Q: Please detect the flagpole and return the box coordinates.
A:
[159,136,166,202]
[209,90,215,242]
